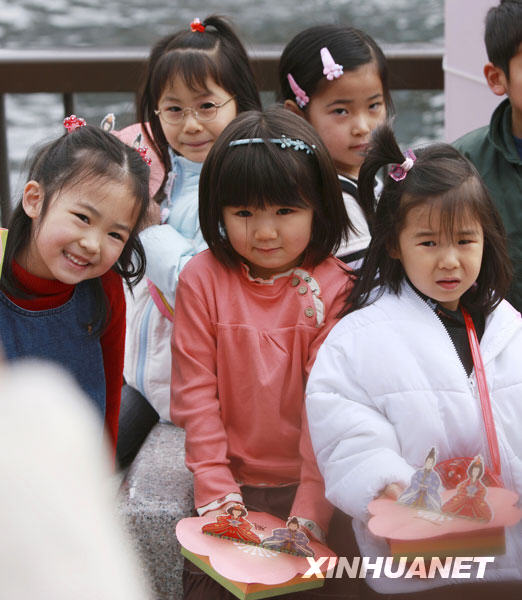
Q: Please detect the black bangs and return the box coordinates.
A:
[153,50,222,97]
[199,107,350,269]
[218,142,313,210]
[399,176,491,242]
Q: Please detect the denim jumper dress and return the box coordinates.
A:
[0,279,106,418]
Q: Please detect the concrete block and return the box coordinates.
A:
[119,423,193,600]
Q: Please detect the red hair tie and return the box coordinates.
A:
[136,145,152,166]
[190,17,205,33]
[63,115,86,133]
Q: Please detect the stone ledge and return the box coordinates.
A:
[118,422,193,600]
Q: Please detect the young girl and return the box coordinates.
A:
[115,15,262,468]
[278,24,393,267]
[171,106,355,598]
[306,124,522,597]
[0,118,149,451]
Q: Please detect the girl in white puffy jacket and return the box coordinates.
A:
[306,123,522,598]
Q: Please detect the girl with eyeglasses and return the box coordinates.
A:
[112,16,262,469]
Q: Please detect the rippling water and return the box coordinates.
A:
[1,0,444,199]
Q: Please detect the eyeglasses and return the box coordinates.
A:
[154,96,235,125]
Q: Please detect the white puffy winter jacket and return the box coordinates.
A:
[306,282,522,593]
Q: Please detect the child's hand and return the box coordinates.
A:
[378,482,404,500]
[301,524,320,543]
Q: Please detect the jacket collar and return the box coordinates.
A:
[489,98,522,165]
[400,280,521,365]
[168,147,204,176]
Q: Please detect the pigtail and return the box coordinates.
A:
[358,122,405,227]
[202,15,261,114]
[340,123,410,317]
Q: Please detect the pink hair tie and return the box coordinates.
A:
[63,115,86,133]
[320,47,343,81]
[287,73,309,108]
[190,17,205,33]
[389,149,417,182]
[136,145,152,166]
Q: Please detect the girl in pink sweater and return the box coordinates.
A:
[171,106,357,599]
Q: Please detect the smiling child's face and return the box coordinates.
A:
[19,177,138,284]
[156,77,237,163]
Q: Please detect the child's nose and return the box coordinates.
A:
[79,231,101,254]
[351,114,371,136]
[254,221,277,240]
[438,247,459,269]
[182,112,203,133]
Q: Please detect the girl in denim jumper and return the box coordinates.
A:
[0,118,150,454]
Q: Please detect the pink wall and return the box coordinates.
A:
[444,0,503,141]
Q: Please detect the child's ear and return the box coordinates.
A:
[484,62,508,96]
[22,180,44,219]
[283,99,303,116]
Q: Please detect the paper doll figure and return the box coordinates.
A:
[202,505,261,544]
[261,517,314,557]
[398,448,442,511]
[100,113,115,132]
[442,456,493,522]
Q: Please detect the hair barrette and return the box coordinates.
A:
[229,135,315,155]
[389,149,417,182]
[287,73,309,109]
[63,115,87,133]
[136,145,152,166]
[320,47,343,81]
[100,112,115,132]
[190,17,205,33]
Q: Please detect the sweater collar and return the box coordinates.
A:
[7,261,74,309]
[240,262,296,285]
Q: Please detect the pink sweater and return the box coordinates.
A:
[171,250,352,532]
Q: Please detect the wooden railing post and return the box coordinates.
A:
[0,94,11,227]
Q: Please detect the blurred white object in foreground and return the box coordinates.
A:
[0,359,152,600]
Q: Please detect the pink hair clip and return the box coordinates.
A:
[136,145,152,166]
[389,149,417,182]
[320,47,343,81]
[190,17,205,33]
[63,115,87,133]
[287,73,309,109]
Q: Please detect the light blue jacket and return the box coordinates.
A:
[124,150,207,419]
[140,149,207,306]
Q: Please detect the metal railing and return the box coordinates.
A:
[0,44,443,226]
